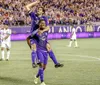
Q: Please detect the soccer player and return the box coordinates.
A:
[0,24,12,61]
[32,19,51,85]
[25,0,63,68]
[68,25,78,47]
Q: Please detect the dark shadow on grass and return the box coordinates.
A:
[0,76,33,84]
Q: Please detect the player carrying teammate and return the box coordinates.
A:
[25,0,63,68]
[31,19,54,85]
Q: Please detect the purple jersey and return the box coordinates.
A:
[29,12,49,33]
[37,31,48,51]
[36,31,48,65]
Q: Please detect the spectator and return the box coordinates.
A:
[0,0,100,26]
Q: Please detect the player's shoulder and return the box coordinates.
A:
[42,15,46,18]
[29,10,36,16]
[42,15,47,19]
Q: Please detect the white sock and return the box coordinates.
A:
[69,41,72,47]
[1,50,5,60]
[75,41,78,47]
[7,50,10,60]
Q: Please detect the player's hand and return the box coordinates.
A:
[38,30,43,35]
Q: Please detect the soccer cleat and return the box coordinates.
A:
[34,76,38,84]
[55,63,64,68]
[74,46,78,48]
[68,45,71,47]
[32,63,37,68]
[40,82,46,85]
[0,58,5,61]
[6,59,9,61]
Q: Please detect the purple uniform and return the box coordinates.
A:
[29,11,49,45]
[36,31,48,65]
[29,12,49,33]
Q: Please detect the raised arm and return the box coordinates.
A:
[25,0,40,11]
[4,30,11,40]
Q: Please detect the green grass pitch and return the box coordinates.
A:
[0,38,100,85]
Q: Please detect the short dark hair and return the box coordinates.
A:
[38,19,45,24]
[38,6,45,13]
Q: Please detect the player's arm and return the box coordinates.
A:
[38,17,50,34]
[31,29,38,37]
[4,35,9,40]
[42,17,50,32]
[4,29,11,40]
[39,26,50,33]
[25,0,40,11]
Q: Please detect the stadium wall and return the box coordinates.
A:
[10,25,100,41]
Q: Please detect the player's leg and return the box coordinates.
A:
[26,36,31,49]
[0,43,5,60]
[34,51,45,85]
[68,39,73,47]
[46,43,63,68]
[74,39,78,47]
[6,42,11,61]
[73,35,78,47]
[26,36,37,68]
[31,41,37,68]
[36,63,45,85]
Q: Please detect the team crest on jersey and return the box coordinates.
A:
[41,36,46,41]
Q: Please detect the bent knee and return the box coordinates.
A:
[38,63,44,68]
[31,44,36,51]
[46,43,52,51]
[43,65,46,70]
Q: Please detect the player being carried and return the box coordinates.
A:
[25,0,63,68]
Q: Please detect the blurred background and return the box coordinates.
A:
[0,1,100,85]
[0,0,100,26]
[0,0,100,40]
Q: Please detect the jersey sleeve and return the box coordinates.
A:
[44,16,49,26]
[29,11,36,19]
[31,29,38,37]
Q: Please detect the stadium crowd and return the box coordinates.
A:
[0,0,100,26]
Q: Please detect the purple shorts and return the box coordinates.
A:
[37,50,48,65]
